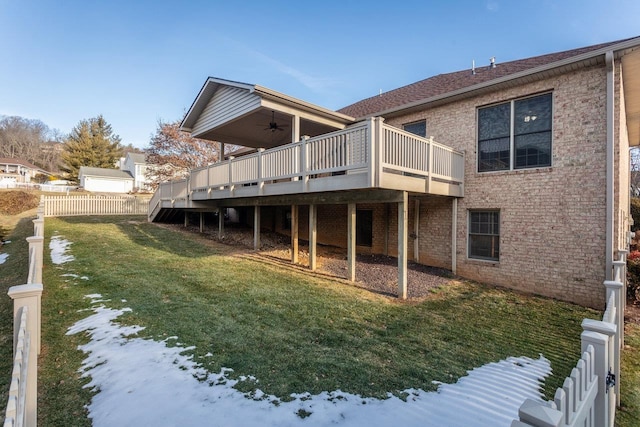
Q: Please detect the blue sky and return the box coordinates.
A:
[1,0,639,148]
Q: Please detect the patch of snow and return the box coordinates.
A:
[68,301,552,427]
[0,253,8,264]
[2,240,10,244]
[62,273,79,278]
[81,276,90,280]
[49,235,75,264]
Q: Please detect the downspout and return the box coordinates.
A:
[605,51,615,281]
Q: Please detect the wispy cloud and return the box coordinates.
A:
[486,1,499,11]
[223,37,337,94]
[249,49,336,93]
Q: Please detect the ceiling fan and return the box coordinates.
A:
[263,110,288,132]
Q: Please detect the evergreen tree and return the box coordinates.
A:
[61,115,123,182]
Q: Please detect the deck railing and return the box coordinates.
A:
[154,117,464,212]
[4,202,45,427]
[512,247,629,427]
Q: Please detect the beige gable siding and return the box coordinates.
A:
[616,63,631,251]
[387,65,612,308]
[192,86,261,137]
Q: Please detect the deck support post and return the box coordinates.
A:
[414,199,420,262]
[398,191,408,299]
[291,205,299,263]
[199,212,204,233]
[254,205,261,251]
[347,203,356,281]
[218,208,224,239]
[309,204,317,271]
[184,211,188,228]
[452,198,457,275]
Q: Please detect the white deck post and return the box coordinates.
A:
[254,206,261,251]
[291,205,299,263]
[348,203,356,281]
[398,191,408,299]
[218,208,224,239]
[33,218,44,237]
[257,148,265,195]
[309,204,317,271]
[581,322,616,427]
[604,278,623,405]
[9,283,43,356]
[9,284,42,427]
[26,236,44,285]
[414,199,420,262]
[452,198,458,275]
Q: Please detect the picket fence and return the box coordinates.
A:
[512,248,629,427]
[43,195,150,217]
[4,203,44,427]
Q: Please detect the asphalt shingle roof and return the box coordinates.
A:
[79,167,133,179]
[337,39,630,118]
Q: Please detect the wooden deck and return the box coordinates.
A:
[149,117,464,221]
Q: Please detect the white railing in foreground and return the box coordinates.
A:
[4,308,30,427]
[513,250,627,427]
[4,202,45,427]
[43,195,150,217]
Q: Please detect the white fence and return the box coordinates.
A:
[4,203,44,427]
[0,182,76,193]
[512,249,628,427]
[43,195,150,217]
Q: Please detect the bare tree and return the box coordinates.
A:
[146,120,233,189]
[0,116,51,165]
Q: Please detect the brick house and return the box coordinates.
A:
[150,36,640,308]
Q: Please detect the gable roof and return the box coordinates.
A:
[0,158,44,171]
[79,166,133,180]
[338,37,640,119]
[127,152,146,164]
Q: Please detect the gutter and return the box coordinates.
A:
[375,37,640,119]
[606,51,615,281]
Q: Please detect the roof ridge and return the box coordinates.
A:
[338,36,639,118]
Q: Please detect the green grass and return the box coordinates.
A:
[5,215,638,425]
[617,323,640,426]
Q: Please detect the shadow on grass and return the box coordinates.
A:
[54,215,250,260]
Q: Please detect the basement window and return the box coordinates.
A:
[468,210,500,261]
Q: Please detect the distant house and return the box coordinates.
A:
[0,158,49,184]
[79,166,134,193]
[79,152,152,193]
[120,152,152,191]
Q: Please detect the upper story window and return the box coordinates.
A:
[403,120,426,137]
[477,92,552,172]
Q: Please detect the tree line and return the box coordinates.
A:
[0,114,224,188]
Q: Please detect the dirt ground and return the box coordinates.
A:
[172,222,454,299]
[165,221,640,319]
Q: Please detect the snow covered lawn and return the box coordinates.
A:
[37,217,597,427]
[69,294,551,427]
